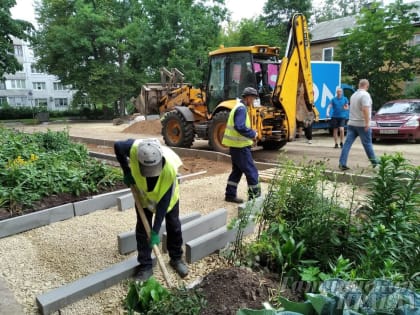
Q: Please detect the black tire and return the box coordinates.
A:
[161,111,195,148]
[261,140,287,150]
[208,111,230,154]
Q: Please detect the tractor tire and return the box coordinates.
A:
[208,111,230,154]
[261,140,287,150]
[161,111,195,148]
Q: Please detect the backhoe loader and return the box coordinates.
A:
[135,13,317,153]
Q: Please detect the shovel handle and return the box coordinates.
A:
[130,186,174,288]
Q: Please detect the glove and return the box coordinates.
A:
[123,173,135,186]
[149,230,160,248]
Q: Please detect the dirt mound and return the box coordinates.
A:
[123,119,162,135]
[196,267,281,315]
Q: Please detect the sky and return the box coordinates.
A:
[11,0,267,26]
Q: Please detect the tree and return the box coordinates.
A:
[262,0,312,46]
[0,0,33,78]
[336,0,420,109]
[32,0,227,115]
[312,0,369,23]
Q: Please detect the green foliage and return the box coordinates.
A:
[0,128,122,215]
[0,0,33,77]
[124,277,206,315]
[312,0,369,23]
[336,0,420,109]
[248,221,306,278]
[124,277,169,314]
[32,0,227,113]
[256,160,356,272]
[404,83,420,98]
[353,153,419,282]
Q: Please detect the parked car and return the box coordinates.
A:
[371,99,420,142]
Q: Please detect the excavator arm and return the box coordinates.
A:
[272,13,318,141]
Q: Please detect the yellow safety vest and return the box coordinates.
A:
[222,103,253,148]
[129,140,180,213]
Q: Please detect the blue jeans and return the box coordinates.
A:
[339,125,378,167]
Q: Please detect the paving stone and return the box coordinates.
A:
[185,222,255,263]
[117,212,202,255]
[0,204,74,239]
[161,208,227,253]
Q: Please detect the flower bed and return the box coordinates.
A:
[0,127,122,219]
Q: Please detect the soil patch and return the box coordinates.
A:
[196,267,300,314]
[122,119,162,135]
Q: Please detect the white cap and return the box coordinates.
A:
[137,139,163,177]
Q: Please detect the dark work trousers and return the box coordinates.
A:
[225,146,260,199]
[304,123,313,140]
[135,201,183,270]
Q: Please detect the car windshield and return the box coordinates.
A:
[377,101,420,115]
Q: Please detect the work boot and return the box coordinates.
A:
[169,259,189,278]
[225,196,244,204]
[135,268,153,282]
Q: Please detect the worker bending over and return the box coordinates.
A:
[114,138,188,281]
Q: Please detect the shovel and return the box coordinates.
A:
[130,185,174,288]
[129,170,207,288]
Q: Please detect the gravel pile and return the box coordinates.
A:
[0,172,363,315]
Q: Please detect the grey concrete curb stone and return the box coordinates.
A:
[117,193,134,211]
[0,203,74,239]
[73,188,130,216]
[117,212,202,255]
[161,208,227,253]
[0,277,24,314]
[185,222,255,263]
[36,256,139,315]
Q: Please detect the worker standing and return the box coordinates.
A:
[222,87,261,203]
[114,138,188,281]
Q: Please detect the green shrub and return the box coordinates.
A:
[352,153,420,283]
[0,127,122,215]
[253,160,356,275]
[124,278,206,315]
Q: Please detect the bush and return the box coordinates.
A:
[0,127,122,215]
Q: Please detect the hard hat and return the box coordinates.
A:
[242,87,258,97]
[137,139,163,177]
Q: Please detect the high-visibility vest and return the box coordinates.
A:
[129,140,180,213]
[222,103,253,148]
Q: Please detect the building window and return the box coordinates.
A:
[14,45,23,56]
[53,82,65,90]
[54,98,68,107]
[35,98,48,107]
[33,82,46,90]
[8,96,27,106]
[0,80,5,90]
[323,47,334,61]
[31,64,43,73]
[0,97,7,106]
[10,79,26,89]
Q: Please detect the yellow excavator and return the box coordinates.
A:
[135,13,317,153]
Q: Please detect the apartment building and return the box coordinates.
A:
[0,37,75,111]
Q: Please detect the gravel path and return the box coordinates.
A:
[0,154,364,314]
[0,174,268,315]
